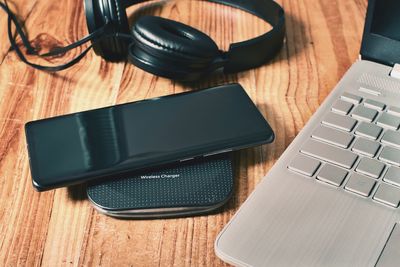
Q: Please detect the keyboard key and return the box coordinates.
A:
[351,105,378,122]
[376,113,400,130]
[373,183,400,208]
[383,166,400,187]
[311,125,354,148]
[352,138,381,157]
[301,139,358,169]
[332,100,354,115]
[322,112,357,132]
[355,121,383,140]
[317,164,348,187]
[345,173,376,197]
[288,154,321,176]
[381,130,400,148]
[379,146,400,166]
[358,87,380,96]
[364,99,385,111]
[341,92,362,104]
[387,106,400,117]
[355,157,385,179]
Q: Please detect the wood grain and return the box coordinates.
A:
[0,0,367,266]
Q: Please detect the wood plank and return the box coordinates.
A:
[0,0,122,265]
[0,0,39,62]
[0,0,368,266]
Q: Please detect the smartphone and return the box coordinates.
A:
[25,83,274,191]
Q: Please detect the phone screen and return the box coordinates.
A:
[25,84,274,190]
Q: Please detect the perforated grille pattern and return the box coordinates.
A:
[87,154,234,211]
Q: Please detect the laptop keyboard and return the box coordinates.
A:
[288,92,400,208]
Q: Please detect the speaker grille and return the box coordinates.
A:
[358,73,400,93]
[87,154,234,211]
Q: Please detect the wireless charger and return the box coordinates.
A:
[87,153,234,218]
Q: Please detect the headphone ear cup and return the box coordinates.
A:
[84,0,130,61]
[129,16,221,81]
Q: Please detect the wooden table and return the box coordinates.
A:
[0,0,368,265]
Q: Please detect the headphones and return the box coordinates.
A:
[1,0,285,82]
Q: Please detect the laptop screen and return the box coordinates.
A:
[361,0,400,66]
[370,0,400,41]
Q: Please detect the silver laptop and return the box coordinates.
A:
[215,1,400,266]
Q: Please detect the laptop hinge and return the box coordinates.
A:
[390,64,400,79]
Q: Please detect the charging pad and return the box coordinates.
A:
[86,154,234,218]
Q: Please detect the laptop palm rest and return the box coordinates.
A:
[376,223,400,267]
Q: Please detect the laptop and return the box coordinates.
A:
[215,0,400,266]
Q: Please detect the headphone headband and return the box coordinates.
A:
[1,0,285,78]
[211,0,285,73]
[120,0,285,74]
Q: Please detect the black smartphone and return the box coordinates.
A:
[25,83,274,191]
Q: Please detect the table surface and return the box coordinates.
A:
[0,0,368,266]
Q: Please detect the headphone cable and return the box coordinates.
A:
[0,1,133,71]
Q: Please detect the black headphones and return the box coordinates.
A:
[1,0,285,82]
